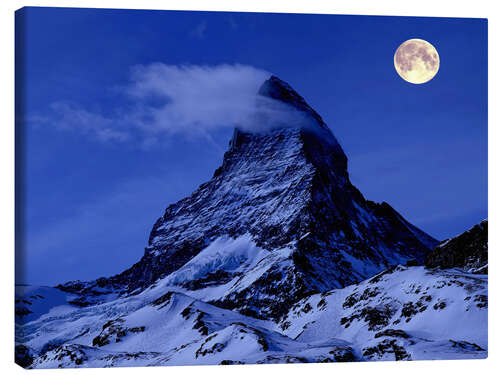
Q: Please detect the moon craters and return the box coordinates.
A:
[394,39,439,84]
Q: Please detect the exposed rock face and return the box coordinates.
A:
[425,220,487,274]
[72,75,437,320]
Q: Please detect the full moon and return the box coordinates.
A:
[394,39,439,84]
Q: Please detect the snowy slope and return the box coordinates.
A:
[18,285,355,368]
[17,262,487,368]
[279,265,487,361]
[15,285,78,324]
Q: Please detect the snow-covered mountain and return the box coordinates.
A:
[56,76,437,321]
[15,76,486,368]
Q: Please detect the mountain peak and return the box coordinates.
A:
[258,75,298,101]
[230,75,347,174]
[257,75,329,131]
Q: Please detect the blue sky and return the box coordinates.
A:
[16,8,487,285]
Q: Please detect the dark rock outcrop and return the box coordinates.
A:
[425,220,487,273]
[15,344,34,368]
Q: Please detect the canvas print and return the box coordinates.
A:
[15,7,487,368]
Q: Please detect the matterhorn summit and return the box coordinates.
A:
[60,76,437,320]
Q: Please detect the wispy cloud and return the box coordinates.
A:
[30,63,315,148]
[29,63,269,147]
[45,102,130,142]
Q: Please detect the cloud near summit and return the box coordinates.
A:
[33,63,276,147]
[125,63,271,136]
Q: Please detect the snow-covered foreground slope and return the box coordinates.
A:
[15,285,79,324]
[280,265,487,361]
[16,262,487,368]
[16,283,354,368]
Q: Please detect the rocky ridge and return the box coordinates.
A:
[425,220,487,274]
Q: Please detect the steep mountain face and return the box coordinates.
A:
[59,75,437,321]
[425,220,487,274]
